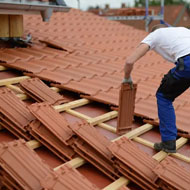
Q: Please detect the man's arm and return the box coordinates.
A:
[124,43,150,79]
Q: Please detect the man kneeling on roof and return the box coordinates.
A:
[123,24,190,153]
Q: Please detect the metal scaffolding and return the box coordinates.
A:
[105,0,165,32]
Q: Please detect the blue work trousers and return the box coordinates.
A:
[156,55,190,141]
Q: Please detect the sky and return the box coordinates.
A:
[64,0,135,10]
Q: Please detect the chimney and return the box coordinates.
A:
[105,4,110,10]
[0,15,23,38]
[121,3,126,8]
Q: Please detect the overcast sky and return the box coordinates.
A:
[64,0,135,10]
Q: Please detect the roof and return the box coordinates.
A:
[0,8,190,190]
[89,5,190,30]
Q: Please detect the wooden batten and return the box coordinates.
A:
[9,15,24,37]
[0,15,9,37]
[0,15,23,38]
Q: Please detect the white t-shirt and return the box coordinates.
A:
[141,27,190,62]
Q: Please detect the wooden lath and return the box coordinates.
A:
[0,66,7,71]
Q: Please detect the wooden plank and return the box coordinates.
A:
[16,93,28,100]
[66,109,117,133]
[99,123,116,133]
[0,125,3,130]
[0,66,7,71]
[172,153,190,163]
[112,124,153,142]
[132,137,190,163]
[54,98,90,112]
[6,84,24,93]
[50,87,60,93]
[66,109,91,120]
[103,176,129,190]
[0,15,9,37]
[54,157,86,171]
[0,76,30,86]
[176,137,188,149]
[88,111,118,126]
[152,137,188,162]
[9,15,23,37]
[133,137,154,148]
[26,140,41,150]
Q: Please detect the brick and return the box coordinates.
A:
[20,78,68,105]
[0,139,52,190]
[0,87,35,139]
[117,83,137,134]
[28,102,76,161]
[109,137,159,190]
[154,157,190,190]
[68,120,120,180]
[41,164,100,190]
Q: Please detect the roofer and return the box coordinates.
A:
[123,24,190,153]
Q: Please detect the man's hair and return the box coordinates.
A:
[151,24,168,32]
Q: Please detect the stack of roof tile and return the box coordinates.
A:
[41,164,100,190]
[0,139,52,190]
[20,78,68,105]
[68,120,120,180]
[109,137,190,190]
[28,102,76,161]
[154,157,190,190]
[0,87,35,140]
[109,137,159,190]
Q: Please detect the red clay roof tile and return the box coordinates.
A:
[134,95,158,120]
[29,120,75,162]
[83,88,120,106]
[28,102,73,145]
[39,39,75,53]
[69,120,120,180]
[0,87,35,139]
[109,137,159,190]
[20,78,67,105]
[0,60,47,73]
[28,102,75,161]
[154,157,190,190]
[117,83,137,134]
[41,164,101,190]
[0,139,52,190]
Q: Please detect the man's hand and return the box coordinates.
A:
[122,76,133,89]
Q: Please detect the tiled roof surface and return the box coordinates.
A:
[0,9,190,133]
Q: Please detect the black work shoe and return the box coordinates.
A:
[154,140,176,153]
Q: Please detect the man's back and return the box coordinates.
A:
[142,27,190,62]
